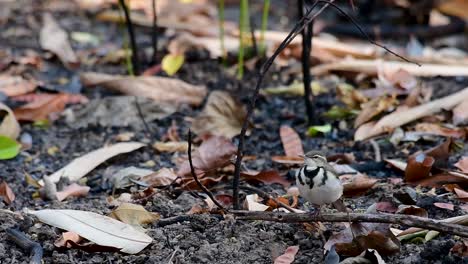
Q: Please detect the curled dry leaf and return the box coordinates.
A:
[80,72,207,106]
[396,205,428,218]
[355,87,468,141]
[241,170,291,188]
[0,181,15,204]
[424,137,454,167]
[413,123,465,138]
[454,188,468,201]
[244,194,270,211]
[340,174,378,197]
[191,91,247,138]
[455,157,468,173]
[374,202,398,213]
[56,183,90,202]
[42,142,145,185]
[0,75,36,97]
[141,168,178,187]
[152,141,188,153]
[279,125,304,157]
[109,203,160,230]
[40,13,78,68]
[355,95,398,128]
[274,246,299,264]
[0,102,20,139]
[433,202,454,211]
[54,231,82,248]
[29,209,152,254]
[405,153,434,182]
[177,136,236,177]
[380,68,417,90]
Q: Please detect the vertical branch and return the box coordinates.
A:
[118,0,141,75]
[298,0,315,125]
[249,17,258,58]
[151,0,158,65]
[259,0,270,56]
[218,0,227,65]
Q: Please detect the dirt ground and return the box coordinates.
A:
[1,1,468,263]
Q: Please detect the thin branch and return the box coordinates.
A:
[6,228,43,264]
[231,211,468,238]
[249,17,258,57]
[134,96,153,138]
[187,130,227,212]
[118,0,141,75]
[156,214,224,227]
[151,0,158,64]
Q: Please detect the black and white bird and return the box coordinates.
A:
[295,151,343,213]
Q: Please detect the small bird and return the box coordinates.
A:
[295,151,343,214]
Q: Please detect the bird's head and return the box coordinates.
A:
[301,151,328,167]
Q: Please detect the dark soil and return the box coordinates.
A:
[1,1,468,263]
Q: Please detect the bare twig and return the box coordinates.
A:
[156,214,223,227]
[187,130,227,212]
[249,17,258,57]
[118,0,141,75]
[6,228,43,264]
[134,96,153,138]
[151,0,158,64]
[231,211,468,237]
[240,184,295,212]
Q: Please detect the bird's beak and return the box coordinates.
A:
[298,154,305,159]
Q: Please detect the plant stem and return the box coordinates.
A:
[151,0,158,64]
[237,0,249,79]
[218,0,226,65]
[118,0,140,75]
[298,0,315,125]
[259,0,270,56]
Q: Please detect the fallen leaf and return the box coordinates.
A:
[354,95,397,128]
[381,68,418,90]
[405,153,434,182]
[177,136,236,177]
[56,183,90,202]
[413,123,465,138]
[152,141,188,153]
[323,106,358,120]
[455,157,468,173]
[433,202,454,211]
[241,170,291,188]
[71,31,99,45]
[41,142,145,185]
[274,246,299,264]
[271,156,303,165]
[191,91,247,138]
[54,231,82,248]
[279,125,304,157]
[453,100,468,125]
[12,93,88,104]
[396,205,428,218]
[307,124,332,137]
[340,174,378,197]
[374,202,398,213]
[0,135,20,160]
[28,209,152,254]
[0,181,15,204]
[0,75,37,97]
[80,72,207,106]
[0,102,20,139]
[244,194,269,211]
[111,166,154,189]
[424,137,454,167]
[415,172,468,187]
[141,168,178,187]
[454,188,468,201]
[451,240,468,258]
[336,83,368,109]
[438,0,468,19]
[355,87,468,141]
[161,54,184,76]
[39,13,78,68]
[109,203,159,230]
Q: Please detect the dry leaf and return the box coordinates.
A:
[177,136,236,177]
[56,183,90,202]
[54,231,82,248]
[241,170,290,188]
[341,174,378,197]
[12,93,88,104]
[438,0,468,19]
[39,13,78,68]
[453,100,468,125]
[80,72,207,106]
[405,153,434,182]
[152,141,188,153]
[355,95,397,128]
[41,142,145,185]
[0,102,20,139]
[455,157,468,173]
[451,240,468,258]
[279,125,304,157]
[433,202,454,211]
[29,209,152,254]
[424,137,454,167]
[413,123,465,138]
[0,75,36,97]
[191,91,246,138]
[274,246,299,264]
[0,181,15,204]
[355,87,468,141]
[396,205,428,218]
[109,203,159,230]
[244,194,269,211]
[454,188,468,201]
[141,168,178,187]
[271,156,303,165]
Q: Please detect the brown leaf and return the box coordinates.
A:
[405,153,434,182]
[0,181,15,204]
[453,100,468,125]
[80,72,207,106]
[424,137,454,167]
[54,231,82,248]
[451,240,468,258]
[354,87,468,141]
[355,95,397,128]
[0,102,20,139]
[279,125,304,157]
[241,170,291,188]
[454,188,468,201]
[274,246,299,264]
[271,155,303,165]
[182,175,227,190]
[177,136,236,177]
[383,68,418,90]
[433,202,454,211]
[141,168,178,187]
[455,156,468,173]
[325,222,400,256]
[415,172,468,187]
[341,174,378,197]
[374,202,398,213]
[39,13,78,68]
[414,123,465,138]
[0,75,37,97]
[396,205,428,218]
[152,141,188,153]
[109,203,160,230]
[12,93,88,104]
[191,91,246,138]
[56,183,90,202]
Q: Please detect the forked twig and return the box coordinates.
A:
[6,228,43,264]
[187,130,227,212]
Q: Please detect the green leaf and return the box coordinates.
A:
[162,54,185,76]
[323,106,358,119]
[0,135,20,160]
[307,124,332,137]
